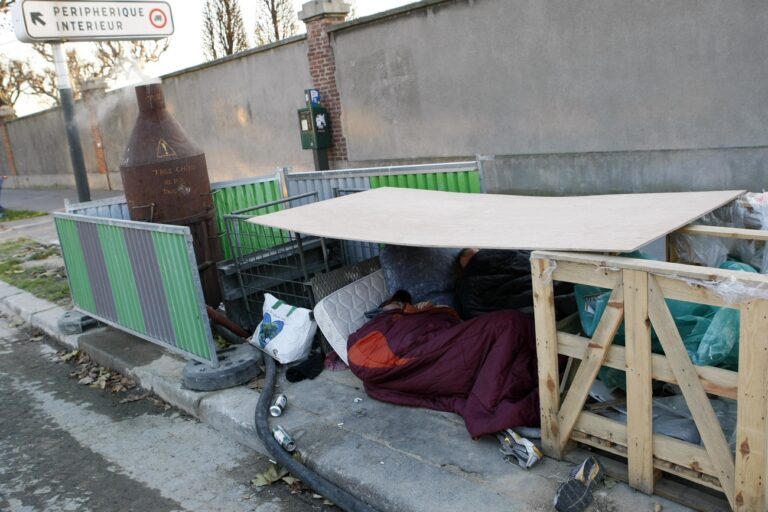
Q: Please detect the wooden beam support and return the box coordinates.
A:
[556,283,624,452]
[648,276,736,508]
[624,269,654,494]
[734,300,768,511]
[575,411,720,480]
[678,224,768,242]
[557,332,738,400]
[552,260,619,289]
[531,257,563,458]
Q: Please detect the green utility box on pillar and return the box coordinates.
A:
[298,89,331,150]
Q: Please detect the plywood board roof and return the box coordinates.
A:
[247,188,743,253]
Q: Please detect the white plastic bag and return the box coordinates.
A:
[251,293,316,364]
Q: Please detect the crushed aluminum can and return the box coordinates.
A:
[272,425,295,452]
[270,394,287,417]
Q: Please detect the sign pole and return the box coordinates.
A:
[52,42,91,203]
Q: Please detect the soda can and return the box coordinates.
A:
[270,394,287,417]
[272,425,296,452]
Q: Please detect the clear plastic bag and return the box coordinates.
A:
[671,192,768,272]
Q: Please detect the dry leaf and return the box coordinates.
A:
[250,464,288,487]
[60,350,79,362]
[119,392,150,404]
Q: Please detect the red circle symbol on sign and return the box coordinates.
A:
[149,8,168,29]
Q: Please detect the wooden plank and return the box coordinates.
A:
[624,269,654,494]
[575,412,720,479]
[558,332,738,400]
[552,260,619,288]
[653,479,732,512]
[533,250,768,290]
[648,275,736,508]
[248,188,743,253]
[654,274,733,309]
[734,300,768,511]
[531,257,563,459]
[571,431,723,492]
[678,224,768,242]
[556,282,625,452]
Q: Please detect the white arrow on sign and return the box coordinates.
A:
[12,0,174,43]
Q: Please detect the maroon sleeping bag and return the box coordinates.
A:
[347,305,540,437]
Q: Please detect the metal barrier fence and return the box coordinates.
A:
[65,195,131,220]
[284,161,483,202]
[54,212,218,366]
[211,177,283,259]
[221,193,336,329]
[65,176,283,259]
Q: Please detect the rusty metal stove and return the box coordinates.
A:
[120,83,222,306]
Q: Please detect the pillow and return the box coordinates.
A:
[379,245,461,306]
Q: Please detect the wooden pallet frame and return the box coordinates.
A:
[532,225,768,511]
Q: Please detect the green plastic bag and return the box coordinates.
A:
[574,254,753,389]
[691,260,757,369]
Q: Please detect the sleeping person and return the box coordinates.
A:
[455,248,576,320]
[346,292,540,438]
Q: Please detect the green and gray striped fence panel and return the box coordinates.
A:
[284,161,483,200]
[54,213,218,366]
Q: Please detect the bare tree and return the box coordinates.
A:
[0,0,11,30]
[93,40,170,79]
[0,58,28,108]
[24,41,169,106]
[253,0,299,46]
[347,0,357,20]
[202,0,249,60]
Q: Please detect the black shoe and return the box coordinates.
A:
[553,456,603,512]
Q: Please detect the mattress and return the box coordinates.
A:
[314,269,389,364]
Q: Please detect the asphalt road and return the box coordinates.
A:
[0,187,120,213]
[0,313,330,512]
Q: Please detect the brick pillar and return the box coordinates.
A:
[299,0,350,164]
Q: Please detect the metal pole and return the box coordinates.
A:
[312,148,329,171]
[52,43,91,203]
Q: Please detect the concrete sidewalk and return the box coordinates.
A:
[0,187,691,512]
[0,304,692,511]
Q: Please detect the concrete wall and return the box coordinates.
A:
[4,0,768,194]
[481,147,768,196]
[0,104,111,189]
[2,37,314,190]
[332,0,768,191]
[160,38,314,182]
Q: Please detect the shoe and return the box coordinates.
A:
[496,428,543,469]
[553,456,604,512]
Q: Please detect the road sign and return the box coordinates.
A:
[12,0,174,43]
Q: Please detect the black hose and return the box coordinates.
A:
[211,323,247,346]
[256,354,379,512]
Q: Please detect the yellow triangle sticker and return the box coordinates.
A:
[156,139,177,158]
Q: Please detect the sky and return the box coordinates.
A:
[1,0,413,115]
